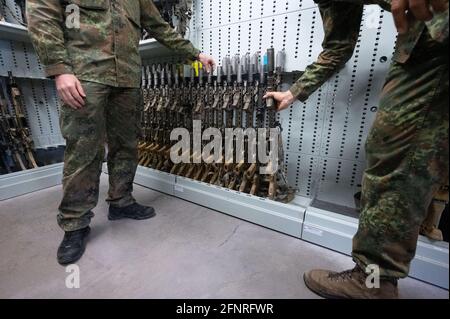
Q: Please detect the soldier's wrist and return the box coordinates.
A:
[45,62,74,79]
[289,84,308,103]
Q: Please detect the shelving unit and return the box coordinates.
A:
[132,166,310,239]
[139,38,177,60]
[0,163,63,201]
[0,1,448,290]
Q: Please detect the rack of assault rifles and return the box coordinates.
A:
[138,48,295,203]
[0,72,38,174]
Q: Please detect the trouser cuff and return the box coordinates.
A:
[107,195,136,208]
[57,211,94,232]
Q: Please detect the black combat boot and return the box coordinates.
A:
[57,227,91,265]
[108,203,156,221]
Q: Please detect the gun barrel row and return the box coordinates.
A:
[138,48,294,203]
[141,49,286,87]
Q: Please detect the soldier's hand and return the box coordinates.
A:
[55,74,86,110]
[198,53,216,73]
[392,0,449,34]
[263,91,295,112]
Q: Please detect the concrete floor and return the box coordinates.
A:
[0,174,448,299]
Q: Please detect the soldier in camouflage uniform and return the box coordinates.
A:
[265,0,448,298]
[26,0,215,265]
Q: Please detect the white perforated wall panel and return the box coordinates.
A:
[0,39,46,78]
[189,1,397,207]
[0,0,25,25]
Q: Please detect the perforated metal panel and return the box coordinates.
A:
[0,39,46,78]
[0,0,25,25]
[0,0,46,78]
[192,0,326,71]
[1,0,64,149]
[189,1,397,207]
[17,78,65,148]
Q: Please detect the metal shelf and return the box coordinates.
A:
[0,163,63,201]
[139,38,180,60]
[0,21,29,42]
[105,165,309,239]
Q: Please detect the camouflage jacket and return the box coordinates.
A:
[290,0,449,102]
[27,0,200,88]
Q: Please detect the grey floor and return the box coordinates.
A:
[0,174,448,299]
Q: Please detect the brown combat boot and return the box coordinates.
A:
[304,266,398,299]
[420,200,445,241]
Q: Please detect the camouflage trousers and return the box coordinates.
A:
[352,32,449,278]
[58,81,141,231]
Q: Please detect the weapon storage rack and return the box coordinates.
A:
[0,0,448,289]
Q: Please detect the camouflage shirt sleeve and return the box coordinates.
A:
[26,0,73,77]
[289,0,363,102]
[140,0,200,61]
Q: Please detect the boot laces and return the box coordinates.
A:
[328,267,362,282]
[63,228,88,247]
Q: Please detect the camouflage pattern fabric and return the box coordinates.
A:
[425,7,449,43]
[290,0,448,278]
[352,31,449,278]
[58,81,141,231]
[290,0,449,100]
[289,0,364,101]
[341,0,449,44]
[348,0,449,62]
[26,0,200,87]
[26,0,200,231]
